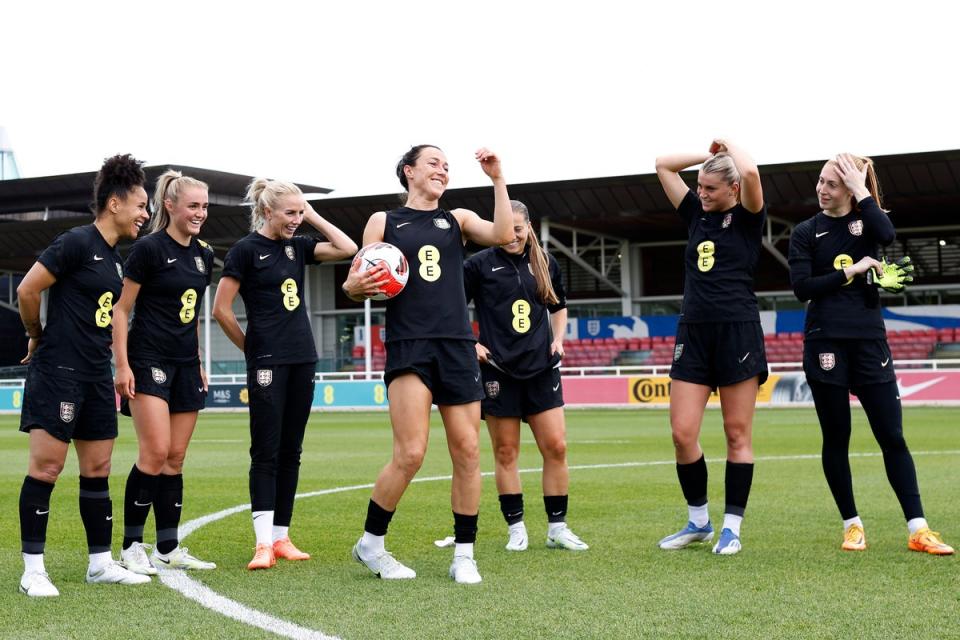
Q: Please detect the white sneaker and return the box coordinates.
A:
[120,542,159,575]
[19,570,59,597]
[546,525,590,551]
[449,555,482,584]
[352,540,416,579]
[85,560,151,585]
[506,523,528,551]
[151,546,216,570]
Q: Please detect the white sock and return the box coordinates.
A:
[688,503,710,528]
[843,516,863,531]
[360,532,385,558]
[721,514,743,537]
[454,542,474,558]
[547,522,566,537]
[907,517,928,534]
[252,510,274,546]
[509,521,526,533]
[23,552,45,574]
[272,525,289,542]
[88,551,112,572]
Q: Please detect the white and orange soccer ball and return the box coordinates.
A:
[352,242,409,300]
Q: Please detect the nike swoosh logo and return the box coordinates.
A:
[253,513,266,520]
[259,254,271,260]
[106,516,112,521]
[881,358,890,367]
[155,556,172,565]
[552,383,560,391]
[35,509,50,515]
[93,254,103,261]
[198,387,204,392]
[174,503,183,508]
[167,258,177,263]
[550,511,563,516]
[506,512,522,518]
[816,231,830,238]
[474,374,480,382]
[397,222,413,228]
[133,501,151,507]
[492,266,506,271]
[739,352,750,363]
[897,376,946,398]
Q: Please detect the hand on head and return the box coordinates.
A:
[709,139,729,155]
[833,153,869,194]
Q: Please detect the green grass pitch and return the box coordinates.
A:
[1,407,958,639]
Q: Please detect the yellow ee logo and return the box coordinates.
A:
[833,254,854,286]
[179,288,198,324]
[95,292,114,328]
[418,245,441,282]
[512,299,531,333]
[696,241,715,272]
[280,278,300,310]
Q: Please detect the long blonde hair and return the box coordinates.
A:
[148,169,208,234]
[512,200,559,306]
[244,178,303,231]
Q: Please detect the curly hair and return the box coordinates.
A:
[92,153,146,215]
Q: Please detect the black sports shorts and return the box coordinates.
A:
[20,368,117,443]
[670,321,769,390]
[384,339,484,406]
[803,338,896,390]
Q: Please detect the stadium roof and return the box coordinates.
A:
[0,165,331,271]
[1,151,958,273]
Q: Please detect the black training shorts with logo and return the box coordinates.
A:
[119,360,206,416]
[802,338,896,389]
[384,339,484,406]
[480,361,564,421]
[670,321,769,390]
[19,367,118,442]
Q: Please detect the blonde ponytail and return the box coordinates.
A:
[148,169,208,234]
[244,177,303,232]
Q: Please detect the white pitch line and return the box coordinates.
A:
[165,449,960,640]
[159,570,339,640]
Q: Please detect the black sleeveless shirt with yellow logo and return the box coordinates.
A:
[382,207,474,343]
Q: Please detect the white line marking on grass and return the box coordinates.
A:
[165,449,960,639]
[159,570,338,640]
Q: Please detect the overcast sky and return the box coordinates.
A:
[4,1,958,199]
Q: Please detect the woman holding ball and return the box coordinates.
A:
[342,145,513,584]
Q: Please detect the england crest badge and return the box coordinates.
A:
[433,217,451,230]
[485,381,500,398]
[60,402,76,423]
[285,246,295,261]
[819,353,836,371]
[151,367,167,384]
[674,343,684,362]
[257,369,273,387]
[848,220,863,236]
[722,213,733,229]
[195,256,206,273]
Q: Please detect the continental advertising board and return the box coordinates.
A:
[1,372,957,411]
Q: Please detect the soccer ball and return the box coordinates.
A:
[352,242,409,300]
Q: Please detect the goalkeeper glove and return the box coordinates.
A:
[867,256,914,293]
